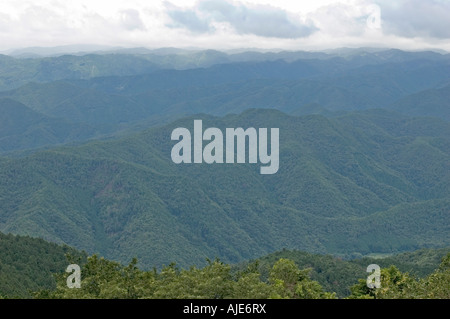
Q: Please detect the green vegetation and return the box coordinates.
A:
[33,255,335,299]
[233,247,450,298]
[1,48,449,299]
[0,98,97,153]
[348,253,450,299]
[33,251,450,299]
[1,49,449,154]
[392,84,450,121]
[0,53,160,91]
[0,109,448,269]
[0,232,86,298]
[1,232,448,299]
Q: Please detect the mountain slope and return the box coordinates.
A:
[391,84,450,120]
[0,53,160,91]
[0,98,97,153]
[0,232,85,298]
[0,49,449,155]
[0,109,448,268]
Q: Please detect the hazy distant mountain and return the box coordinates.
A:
[1,47,448,92]
[3,44,123,57]
[391,84,450,120]
[0,98,96,153]
[1,48,448,154]
[0,53,160,91]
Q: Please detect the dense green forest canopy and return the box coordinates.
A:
[233,248,450,297]
[0,232,86,298]
[0,48,449,299]
[0,108,449,269]
[0,232,448,299]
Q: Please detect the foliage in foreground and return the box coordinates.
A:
[34,256,335,299]
[349,253,450,299]
[33,253,450,299]
[0,232,86,298]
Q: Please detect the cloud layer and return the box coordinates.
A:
[376,0,450,39]
[0,0,449,51]
[165,0,317,38]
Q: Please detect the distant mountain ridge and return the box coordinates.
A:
[0,98,97,153]
[1,47,449,91]
[1,48,449,154]
[392,84,450,120]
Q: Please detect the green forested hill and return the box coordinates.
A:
[235,247,450,298]
[392,84,450,120]
[0,98,97,153]
[0,232,86,298]
[1,230,447,298]
[0,109,448,269]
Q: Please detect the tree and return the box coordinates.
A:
[415,253,450,299]
[268,258,335,299]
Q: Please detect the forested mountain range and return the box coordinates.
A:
[0,48,449,154]
[2,47,446,90]
[0,48,448,296]
[0,108,448,269]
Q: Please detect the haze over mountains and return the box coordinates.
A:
[0,47,449,270]
[1,48,449,154]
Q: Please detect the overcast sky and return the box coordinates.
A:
[1,0,449,52]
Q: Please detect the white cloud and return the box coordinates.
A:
[164,1,212,33]
[376,0,450,39]
[0,12,13,33]
[0,0,448,52]
[196,0,318,38]
[119,9,146,31]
